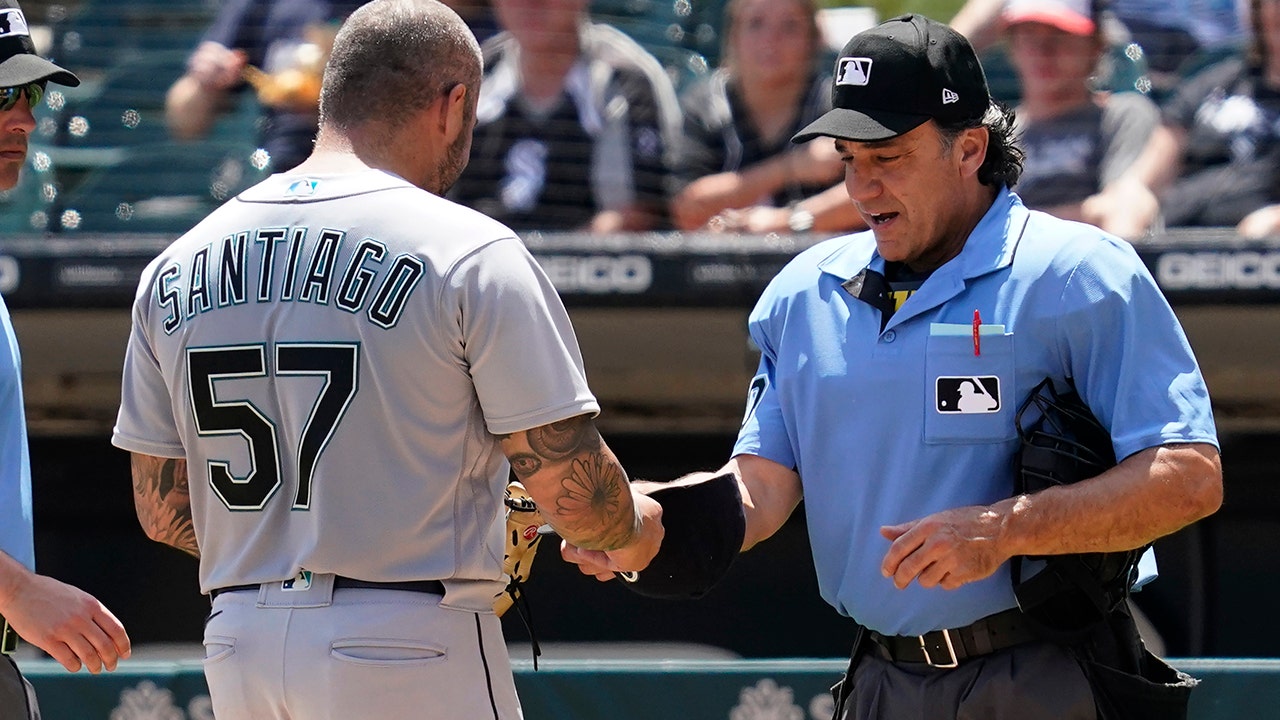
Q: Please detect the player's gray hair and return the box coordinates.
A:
[320,0,482,131]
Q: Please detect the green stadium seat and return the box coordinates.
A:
[55,141,273,235]
[0,146,59,233]
[50,0,214,73]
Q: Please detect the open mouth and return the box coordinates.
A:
[868,212,898,226]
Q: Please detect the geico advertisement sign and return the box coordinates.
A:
[537,254,652,293]
[1156,250,1280,290]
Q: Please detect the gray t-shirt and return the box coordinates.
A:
[112,169,598,606]
[1013,92,1159,209]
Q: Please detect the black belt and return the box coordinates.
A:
[866,607,1039,668]
[210,577,446,601]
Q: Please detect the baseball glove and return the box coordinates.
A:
[493,480,545,617]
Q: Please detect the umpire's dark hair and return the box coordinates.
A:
[320,0,482,131]
[937,102,1025,189]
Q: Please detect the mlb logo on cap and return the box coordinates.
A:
[0,7,29,38]
[0,0,80,89]
[836,57,873,86]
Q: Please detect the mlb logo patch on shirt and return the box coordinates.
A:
[285,178,320,196]
[936,376,1001,414]
[282,570,314,591]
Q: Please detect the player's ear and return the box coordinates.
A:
[440,82,469,144]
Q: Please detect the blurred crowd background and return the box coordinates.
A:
[0,0,1271,242]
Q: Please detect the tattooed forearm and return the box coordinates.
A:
[499,416,639,550]
[552,453,632,548]
[508,453,542,479]
[131,454,199,558]
[527,416,597,460]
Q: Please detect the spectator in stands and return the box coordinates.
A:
[164,0,366,172]
[448,0,680,232]
[0,1,131,715]
[1002,0,1160,228]
[671,0,864,234]
[1085,0,1280,237]
[443,0,498,44]
[952,0,1243,91]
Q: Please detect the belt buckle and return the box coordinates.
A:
[919,628,959,668]
[1,618,17,656]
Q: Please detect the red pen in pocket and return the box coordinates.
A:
[972,309,982,356]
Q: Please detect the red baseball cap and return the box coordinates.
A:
[1002,0,1096,36]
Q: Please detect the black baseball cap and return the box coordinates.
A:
[793,14,989,143]
[0,0,79,88]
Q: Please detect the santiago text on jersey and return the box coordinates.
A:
[153,226,426,334]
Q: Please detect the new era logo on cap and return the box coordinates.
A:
[0,8,28,38]
[836,57,873,86]
[942,88,959,104]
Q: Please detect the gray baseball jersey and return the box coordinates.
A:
[112,169,599,604]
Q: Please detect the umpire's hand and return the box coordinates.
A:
[0,570,131,673]
[879,504,1009,591]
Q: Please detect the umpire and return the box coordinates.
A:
[566,13,1222,720]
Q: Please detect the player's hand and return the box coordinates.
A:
[878,505,1009,591]
[561,492,664,581]
[1237,204,1280,239]
[186,41,248,90]
[1081,180,1159,240]
[671,172,751,230]
[708,206,790,234]
[2,573,131,673]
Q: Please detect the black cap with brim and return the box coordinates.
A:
[794,14,992,145]
[0,51,79,87]
[792,107,931,144]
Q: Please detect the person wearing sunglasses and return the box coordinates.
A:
[0,1,132,717]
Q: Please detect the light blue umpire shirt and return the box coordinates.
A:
[0,294,34,571]
[733,188,1218,636]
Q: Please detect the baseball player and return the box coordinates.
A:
[568,15,1221,720]
[0,2,131,717]
[112,2,661,718]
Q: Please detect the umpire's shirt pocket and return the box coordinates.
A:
[923,330,1016,444]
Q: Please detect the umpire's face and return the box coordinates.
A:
[0,84,36,191]
[837,120,990,273]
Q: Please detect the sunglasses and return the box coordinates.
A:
[0,83,45,112]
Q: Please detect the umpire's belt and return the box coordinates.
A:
[0,613,17,655]
[866,607,1038,668]
[210,577,446,601]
